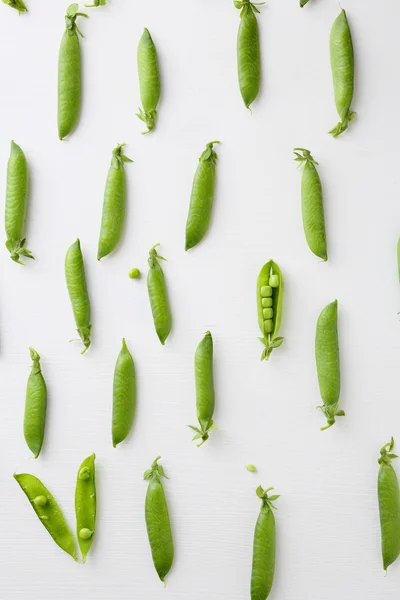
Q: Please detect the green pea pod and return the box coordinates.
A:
[14,473,77,561]
[144,457,174,583]
[58,4,88,140]
[97,144,133,261]
[189,331,217,446]
[5,141,34,265]
[137,28,160,134]
[257,260,284,360]
[251,486,278,600]
[329,9,355,137]
[65,239,92,354]
[24,348,47,459]
[112,339,136,447]
[185,141,220,251]
[75,453,96,563]
[378,438,400,572]
[235,0,264,109]
[2,0,28,13]
[294,148,327,261]
[147,244,172,345]
[315,300,344,429]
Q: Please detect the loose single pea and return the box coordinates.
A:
[378,438,400,572]
[257,261,284,360]
[58,4,88,140]
[235,0,264,109]
[14,473,77,561]
[246,464,257,473]
[75,453,96,563]
[185,141,221,251]
[2,0,27,12]
[189,331,217,446]
[65,239,92,354]
[5,141,34,264]
[97,144,133,260]
[294,148,327,261]
[129,268,141,279]
[137,28,160,134]
[315,300,344,430]
[251,486,279,600]
[144,457,174,583]
[24,348,47,459]
[329,9,355,137]
[112,339,136,447]
[147,244,172,345]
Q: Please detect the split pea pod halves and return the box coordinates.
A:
[378,438,400,572]
[24,348,47,459]
[58,4,88,140]
[257,260,284,360]
[185,141,220,251]
[235,0,263,109]
[75,453,96,563]
[147,244,172,345]
[65,239,92,353]
[97,144,133,260]
[14,473,77,561]
[329,9,355,137]
[5,141,34,264]
[315,300,344,429]
[294,148,327,261]
[137,28,160,134]
[144,457,174,583]
[189,331,217,446]
[251,486,279,600]
[112,339,136,447]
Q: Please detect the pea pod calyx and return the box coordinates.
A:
[378,438,398,465]
[199,141,220,165]
[111,143,133,169]
[6,238,34,265]
[144,456,168,481]
[234,0,265,17]
[65,3,88,37]
[188,420,217,447]
[256,486,280,511]
[148,244,166,269]
[293,148,318,167]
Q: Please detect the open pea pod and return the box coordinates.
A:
[257,260,284,360]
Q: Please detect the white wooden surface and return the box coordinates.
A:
[1,0,400,598]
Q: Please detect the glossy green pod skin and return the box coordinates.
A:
[329,9,355,137]
[75,453,96,563]
[147,245,172,345]
[2,0,28,13]
[112,339,136,447]
[24,348,47,458]
[315,300,344,429]
[294,149,327,261]
[378,439,400,572]
[14,473,77,561]
[235,1,262,109]
[5,141,34,264]
[58,4,88,140]
[144,457,174,583]
[185,142,220,251]
[189,331,217,446]
[257,260,284,360]
[137,28,160,134]
[65,239,92,353]
[97,144,133,260]
[251,486,279,600]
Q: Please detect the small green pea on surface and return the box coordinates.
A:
[246,464,257,473]
[129,268,141,279]
[2,0,28,12]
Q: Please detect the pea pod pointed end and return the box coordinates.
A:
[329,112,356,138]
[188,419,218,447]
[137,108,157,135]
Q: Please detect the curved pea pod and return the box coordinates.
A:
[58,4,88,140]
[65,239,92,354]
[144,457,174,583]
[112,339,136,447]
[378,438,400,572]
[147,244,172,345]
[24,348,47,459]
[257,260,284,361]
[329,9,355,137]
[185,141,220,251]
[251,486,278,600]
[5,141,34,264]
[137,28,160,134]
[315,300,344,430]
[75,453,96,563]
[235,0,263,109]
[97,144,133,261]
[14,473,77,561]
[188,331,217,446]
[2,0,28,13]
[293,148,327,261]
